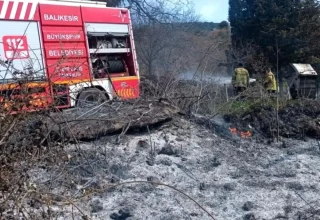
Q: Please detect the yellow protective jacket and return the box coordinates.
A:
[232,67,249,88]
[264,71,277,91]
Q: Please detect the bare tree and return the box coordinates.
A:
[96,0,194,23]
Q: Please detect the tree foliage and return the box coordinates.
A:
[218,21,229,29]
[229,0,320,72]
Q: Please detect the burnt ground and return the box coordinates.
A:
[1,99,320,220]
[1,116,320,219]
[224,99,320,141]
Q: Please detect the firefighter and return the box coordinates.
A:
[232,63,250,96]
[263,68,277,94]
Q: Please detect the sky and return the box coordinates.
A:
[192,0,229,23]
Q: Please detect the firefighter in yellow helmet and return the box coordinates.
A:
[263,68,277,94]
[232,63,250,95]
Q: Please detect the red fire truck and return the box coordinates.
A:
[0,0,140,112]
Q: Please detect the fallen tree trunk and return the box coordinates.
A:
[2,99,181,148]
[53,98,181,141]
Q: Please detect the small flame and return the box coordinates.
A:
[229,127,238,134]
[241,131,252,139]
[229,127,252,138]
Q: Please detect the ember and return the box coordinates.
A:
[229,127,238,134]
[240,131,252,139]
[229,127,252,139]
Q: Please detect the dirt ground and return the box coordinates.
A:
[1,112,320,220]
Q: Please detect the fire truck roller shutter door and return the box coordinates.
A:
[85,23,129,34]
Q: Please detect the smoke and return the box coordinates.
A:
[178,72,256,85]
[179,72,231,85]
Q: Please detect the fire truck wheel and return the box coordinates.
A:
[77,88,108,108]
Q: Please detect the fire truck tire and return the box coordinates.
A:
[76,88,108,108]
